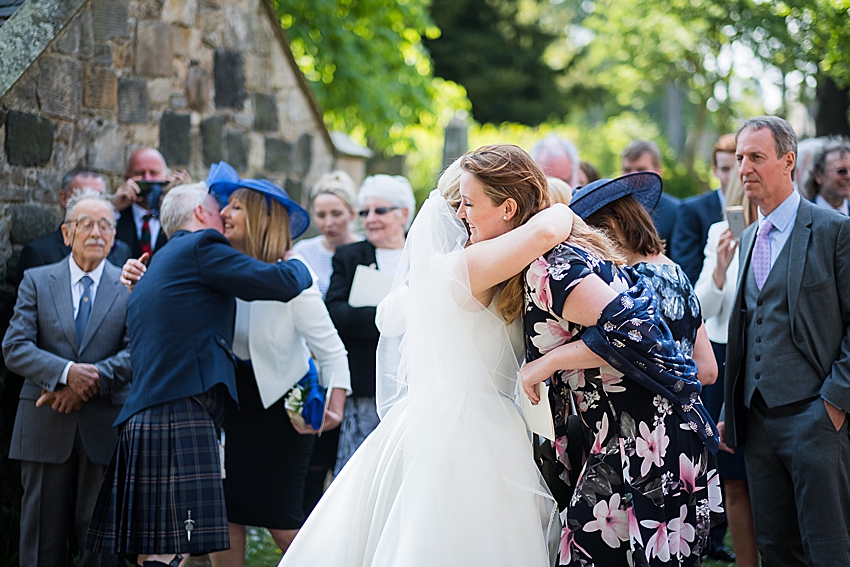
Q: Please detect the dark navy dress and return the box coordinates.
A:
[523,243,720,567]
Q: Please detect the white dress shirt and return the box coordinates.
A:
[815,194,849,216]
[758,189,800,269]
[131,202,162,250]
[60,256,107,384]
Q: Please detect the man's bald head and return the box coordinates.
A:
[125,148,168,181]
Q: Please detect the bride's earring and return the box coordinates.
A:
[502,215,508,221]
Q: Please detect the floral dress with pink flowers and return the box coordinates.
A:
[523,243,721,567]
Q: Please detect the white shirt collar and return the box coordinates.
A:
[132,202,154,225]
[69,255,106,287]
[759,189,800,233]
[815,194,849,215]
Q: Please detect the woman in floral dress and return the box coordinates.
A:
[519,175,721,566]
[579,172,717,387]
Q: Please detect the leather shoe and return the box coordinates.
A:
[706,544,736,563]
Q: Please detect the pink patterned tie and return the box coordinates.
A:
[752,219,774,290]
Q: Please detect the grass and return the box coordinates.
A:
[242,527,739,567]
[244,528,284,567]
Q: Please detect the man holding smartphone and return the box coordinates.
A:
[113,148,191,258]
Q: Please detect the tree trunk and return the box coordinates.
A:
[815,75,850,137]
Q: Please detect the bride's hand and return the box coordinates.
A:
[530,203,574,243]
[520,358,553,405]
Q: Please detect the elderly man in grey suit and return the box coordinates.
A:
[722,116,850,566]
[3,189,131,567]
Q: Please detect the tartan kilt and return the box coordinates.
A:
[86,396,230,555]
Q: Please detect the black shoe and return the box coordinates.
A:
[707,544,736,562]
[141,555,183,567]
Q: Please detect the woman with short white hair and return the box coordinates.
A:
[325,174,415,474]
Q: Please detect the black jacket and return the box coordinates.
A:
[325,240,380,398]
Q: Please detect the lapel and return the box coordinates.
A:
[116,210,141,256]
[79,264,120,354]
[735,221,758,295]
[786,200,813,322]
[48,260,79,350]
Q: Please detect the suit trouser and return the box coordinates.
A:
[19,430,115,567]
[745,393,850,567]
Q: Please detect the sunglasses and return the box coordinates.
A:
[827,167,850,177]
[358,206,399,217]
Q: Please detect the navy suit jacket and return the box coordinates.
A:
[325,240,379,398]
[651,192,681,256]
[17,227,132,284]
[116,229,312,425]
[115,208,168,258]
[670,190,723,284]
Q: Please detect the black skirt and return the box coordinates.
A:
[222,362,315,529]
[87,393,230,555]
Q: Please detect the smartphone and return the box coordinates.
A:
[726,206,746,240]
[135,180,167,198]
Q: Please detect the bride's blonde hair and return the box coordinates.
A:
[461,144,624,324]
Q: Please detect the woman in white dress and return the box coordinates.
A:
[279,149,573,566]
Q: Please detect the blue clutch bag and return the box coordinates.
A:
[298,359,325,430]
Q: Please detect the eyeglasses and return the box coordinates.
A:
[358,206,399,218]
[67,218,115,232]
[826,167,850,177]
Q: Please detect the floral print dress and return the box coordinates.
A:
[524,244,721,567]
[633,262,701,359]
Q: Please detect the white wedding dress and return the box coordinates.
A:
[279,192,557,567]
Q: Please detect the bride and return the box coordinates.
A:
[278,150,573,567]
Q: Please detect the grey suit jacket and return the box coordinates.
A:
[724,198,850,447]
[3,259,131,465]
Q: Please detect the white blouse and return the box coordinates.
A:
[233,263,351,408]
[694,220,739,344]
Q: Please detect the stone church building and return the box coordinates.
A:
[0,0,348,557]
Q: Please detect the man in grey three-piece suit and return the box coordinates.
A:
[723,116,850,566]
[3,189,131,567]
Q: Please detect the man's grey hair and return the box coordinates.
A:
[64,188,115,222]
[736,116,798,161]
[530,135,581,185]
[622,140,662,167]
[357,175,416,229]
[160,182,210,237]
[61,168,104,193]
[795,137,826,196]
[805,137,850,197]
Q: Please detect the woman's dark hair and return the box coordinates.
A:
[585,195,663,257]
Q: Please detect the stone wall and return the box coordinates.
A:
[0,1,335,559]
[0,0,335,287]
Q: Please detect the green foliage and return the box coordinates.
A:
[720,0,850,88]
[425,0,568,125]
[271,0,438,150]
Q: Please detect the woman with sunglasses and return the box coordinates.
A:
[326,174,416,474]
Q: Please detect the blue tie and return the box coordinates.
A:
[75,276,93,344]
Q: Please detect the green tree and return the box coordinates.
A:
[425,0,569,125]
[271,0,438,150]
[718,0,850,134]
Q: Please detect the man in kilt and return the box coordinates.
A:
[85,183,313,566]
